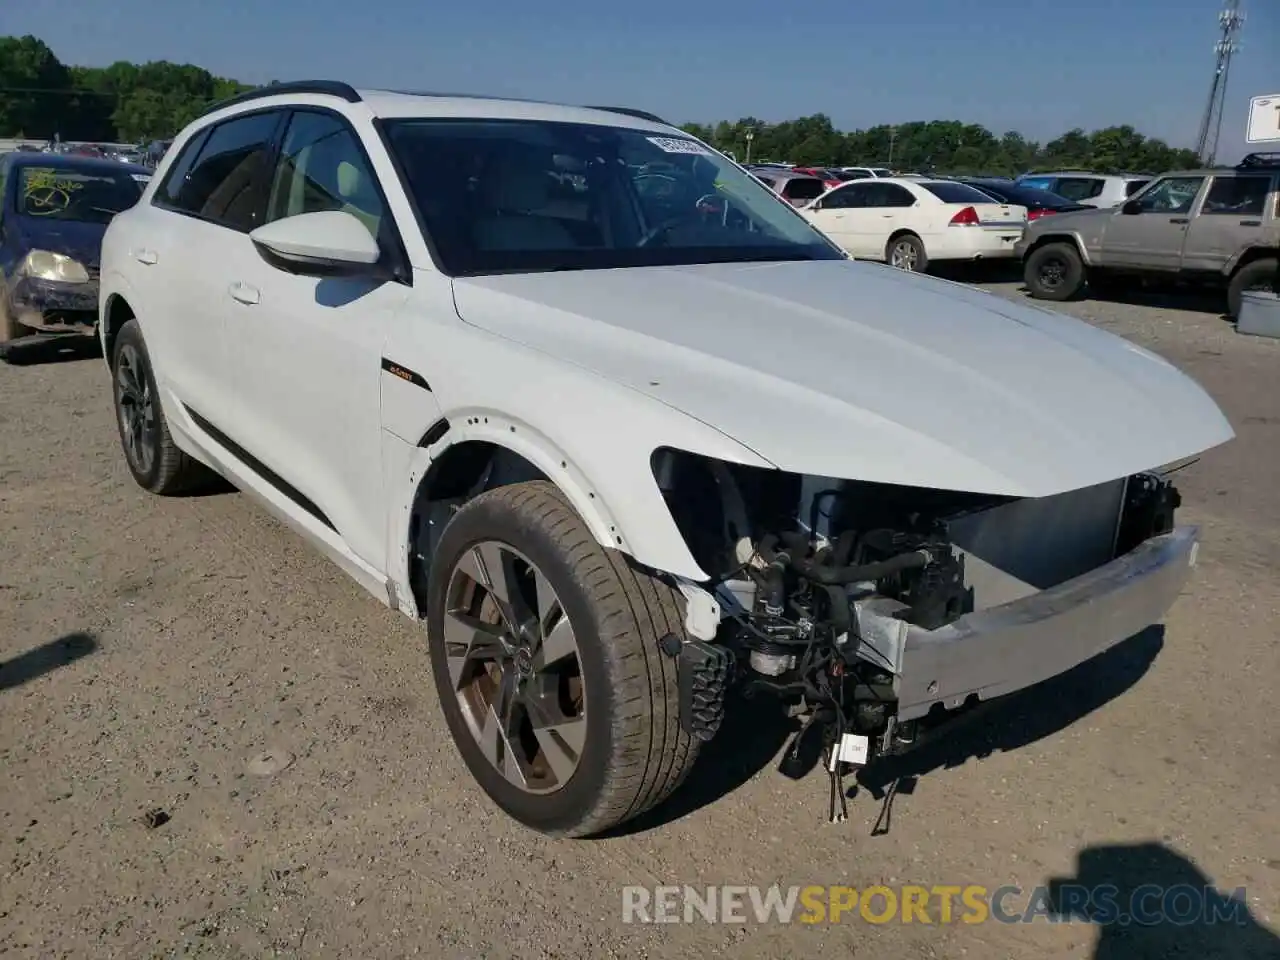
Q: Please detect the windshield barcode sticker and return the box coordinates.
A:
[646,137,711,156]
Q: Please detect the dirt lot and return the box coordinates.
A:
[2,283,1279,960]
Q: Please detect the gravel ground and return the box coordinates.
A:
[2,281,1279,960]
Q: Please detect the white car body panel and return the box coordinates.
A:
[451,260,1233,499]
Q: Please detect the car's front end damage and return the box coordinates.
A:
[653,449,1197,821]
[6,252,101,335]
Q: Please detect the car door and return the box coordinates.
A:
[143,110,287,422]
[1100,176,1207,270]
[860,182,919,259]
[804,182,870,253]
[217,107,414,570]
[1180,174,1275,272]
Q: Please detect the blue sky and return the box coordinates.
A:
[8,0,1278,158]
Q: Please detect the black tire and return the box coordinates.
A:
[110,318,214,495]
[1227,257,1279,319]
[1024,242,1085,301]
[885,233,927,273]
[427,480,699,838]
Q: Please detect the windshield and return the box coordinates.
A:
[383,119,843,275]
[15,164,143,223]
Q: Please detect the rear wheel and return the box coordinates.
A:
[1227,257,1279,319]
[427,480,699,838]
[1024,242,1085,301]
[111,319,214,495]
[886,233,927,272]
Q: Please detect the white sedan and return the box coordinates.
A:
[802,177,1027,271]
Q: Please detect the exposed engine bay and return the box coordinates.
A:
[651,448,1184,823]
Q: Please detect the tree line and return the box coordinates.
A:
[1,35,248,143]
[679,116,1201,177]
[3,34,1202,175]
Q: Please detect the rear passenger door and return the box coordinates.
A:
[146,109,286,426]
[218,108,415,570]
[1181,174,1276,273]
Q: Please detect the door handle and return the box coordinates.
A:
[132,248,158,265]
[1240,219,1262,226]
[228,282,260,305]
[1169,217,1189,224]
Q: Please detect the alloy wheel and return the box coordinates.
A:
[443,540,587,795]
[890,241,919,271]
[1037,257,1068,291]
[115,343,157,476]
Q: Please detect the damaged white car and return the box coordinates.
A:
[98,83,1234,837]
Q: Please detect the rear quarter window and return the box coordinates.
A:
[784,178,826,201]
[1054,177,1105,202]
[1124,180,1150,197]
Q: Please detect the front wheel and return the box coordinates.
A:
[1024,242,1085,301]
[426,480,699,838]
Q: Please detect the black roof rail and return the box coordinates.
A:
[584,105,668,125]
[1237,151,1280,169]
[201,80,361,117]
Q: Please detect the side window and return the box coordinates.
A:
[1124,179,1150,197]
[881,184,917,207]
[1200,176,1271,216]
[1132,176,1205,215]
[1054,177,1104,202]
[823,184,865,209]
[153,129,209,209]
[1019,176,1055,192]
[160,111,283,231]
[266,111,385,240]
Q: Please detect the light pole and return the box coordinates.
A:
[888,125,896,167]
[745,130,755,164]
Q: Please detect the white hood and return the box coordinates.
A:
[450,260,1233,497]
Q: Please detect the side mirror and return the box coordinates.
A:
[1121,200,1143,215]
[249,210,383,278]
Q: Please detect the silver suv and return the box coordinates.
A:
[1016,171,1150,208]
[1017,153,1280,317]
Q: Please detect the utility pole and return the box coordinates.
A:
[888,125,896,167]
[1195,0,1244,166]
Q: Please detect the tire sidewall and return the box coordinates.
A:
[1025,243,1083,300]
[425,489,621,836]
[111,319,163,490]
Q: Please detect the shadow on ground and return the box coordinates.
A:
[607,624,1164,837]
[0,632,99,691]
[1048,841,1280,960]
[0,336,103,366]
[852,626,1164,833]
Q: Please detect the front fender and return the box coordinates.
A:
[382,317,775,586]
